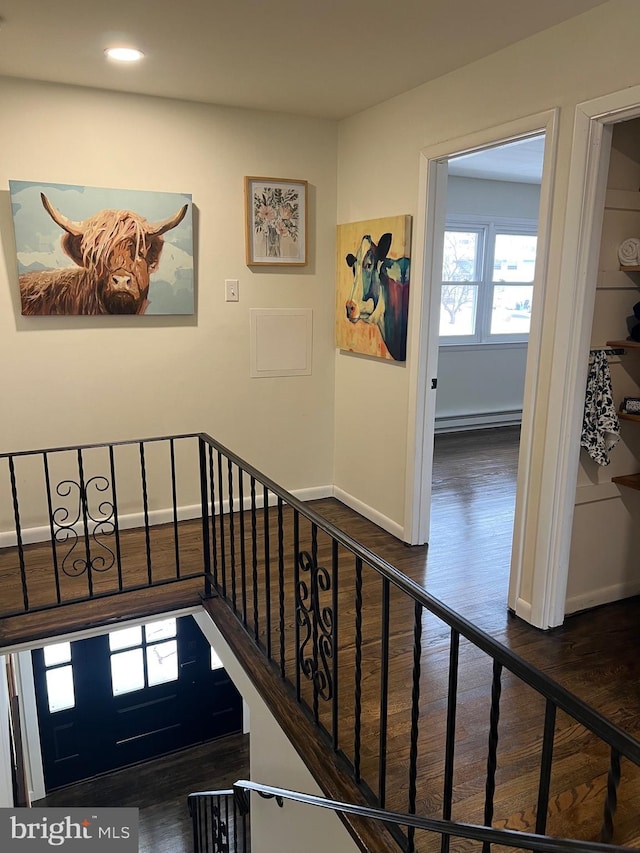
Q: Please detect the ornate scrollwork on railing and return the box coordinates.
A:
[210,803,229,853]
[296,550,334,701]
[52,475,116,577]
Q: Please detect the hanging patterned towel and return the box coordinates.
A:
[580,351,620,466]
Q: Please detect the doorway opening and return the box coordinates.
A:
[429,135,545,608]
[404,110,558,627]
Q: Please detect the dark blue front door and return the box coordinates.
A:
[32,615,242,790]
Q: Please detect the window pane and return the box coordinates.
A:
[440,284,477,336]
[211,647,223,671]
[492,234,537,282]
[109,626,142,651]
[46,665,75,713]
[144,619,176,643]
[111,648,145,695]
[490,285,533,335]
[442,231,479,281]
[43,642,71,667]
[146,640,178,687]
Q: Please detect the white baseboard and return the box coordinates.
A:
[435,410,522,433]
[292,486,334,502]
[565,579,640,616]
[332,487,404,540]
[0,486,335,549]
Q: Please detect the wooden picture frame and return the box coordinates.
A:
[244,176,307,266]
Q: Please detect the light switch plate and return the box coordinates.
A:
[225,279,239,302]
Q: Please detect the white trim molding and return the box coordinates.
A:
[404,111,560,633]
[521,86,640,629]
[333,487,404,540]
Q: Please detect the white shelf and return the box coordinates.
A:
[605,188,640,211]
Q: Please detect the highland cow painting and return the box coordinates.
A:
[336,215,412,361]
[10,181,194,316]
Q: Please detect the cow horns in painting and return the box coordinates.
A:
[10,180,194,316]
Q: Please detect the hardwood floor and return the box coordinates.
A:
[3,426,640,851]
[34,733,250,853]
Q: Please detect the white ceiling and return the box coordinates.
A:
[448,135,546,184]
[0,0,607,120]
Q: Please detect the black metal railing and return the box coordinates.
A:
[226,780,634,853]
[195,432,640,853]
[0,434,208,617]
[188,789,249,853]
[2,432,640,852]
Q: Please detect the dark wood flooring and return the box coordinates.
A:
[35,733,250,853]
[3,427,640,851]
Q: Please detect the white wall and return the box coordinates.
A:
[193,611,358,853]
[333,0,640,610]
[435,177,539,430]
[0,77,337,495]
[435,345,527,430]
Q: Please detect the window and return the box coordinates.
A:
[440,216,537,344]
[109,618,178,696]
[43,642,75,713]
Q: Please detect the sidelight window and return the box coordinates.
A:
[42,642,75,713]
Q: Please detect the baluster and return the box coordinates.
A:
[139,443,152,585]
[535,699,556,835]
[43,452,62,603]
[170,438,181,579]
[227,458,237,611]
[250,476,259,644]
[441,628,460,853]
[311,526,319,722]
[379,576,390,807]
[482,659,503,853]
[77,449,94,596]
[294,510,301,701]
[217,450,226,597]
[199,439,211,596]
[264,486,271,658]
[208,446,218,589]
[331,539,339,751]
[601,747,622,843]
[407,600,423,853]
[353,556,363,783]
[108,445,123,591]
[8,456,28,611]
[278,497,286,678]
[238,467,247,625]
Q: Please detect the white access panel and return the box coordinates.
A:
[250,309,313,378]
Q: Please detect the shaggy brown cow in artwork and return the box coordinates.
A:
[19,194,188,315]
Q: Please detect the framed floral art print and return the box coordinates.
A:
[245,176,307,266]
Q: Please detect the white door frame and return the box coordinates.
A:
[518,87,640,629]
[406,86,640,629]
[403,109,559,620]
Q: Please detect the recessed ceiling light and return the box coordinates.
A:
[105,47,144,62]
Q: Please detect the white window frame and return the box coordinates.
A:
[439,213,537,346]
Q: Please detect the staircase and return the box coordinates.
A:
[1,432,639,852]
